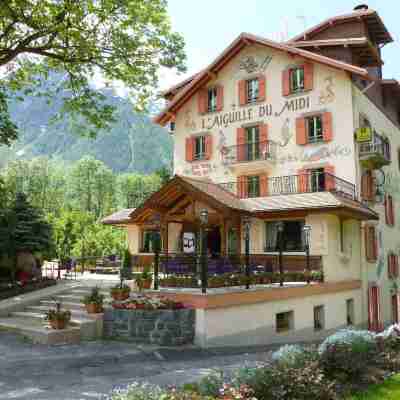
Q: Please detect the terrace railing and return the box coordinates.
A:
[219,172,357,201]
[156,252,323,291]
[223,141,277,165]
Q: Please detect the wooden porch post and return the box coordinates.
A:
[236,216,242,255]
[220,217,227,257]
[160,216,168,255]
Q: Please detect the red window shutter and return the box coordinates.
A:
[388,254,394,279]
[238,80,246,106]
[296,117,307,145]
[368,286,382,332]
[237,176,248,199]
[385,194,395,226]
[216,85,224,112]
[258,75,266,102]
[185,137,194,162]
[259,174,269,197]
[393,294,400,323]
[282,69,290,96]
[365,226,377,262]
[395,255,399,278]
[297,169,309,193]
[198,89,207,114]
[361,171,374,201]
[324,165,336,191]
[236,127,246,162]
[205,134,213,160]
[259,123,269,158]
[322,112,333,142]
[304,63,314,91]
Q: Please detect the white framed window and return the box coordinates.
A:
[194,136,206,160]
[290,67,305,93]
[307,115,323,143]
[245,126,260,161]
[246,78,259,103]
[207,87,218,112]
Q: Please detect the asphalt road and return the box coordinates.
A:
[0,332,274,400]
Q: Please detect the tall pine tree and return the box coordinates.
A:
[3,193,53,281]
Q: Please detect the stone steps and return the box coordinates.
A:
[0,285,104,344]
[0,316,81,345]
[40,300,86,311]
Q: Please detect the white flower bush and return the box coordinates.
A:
[319,328,375,353]
[271,344,305,365]
[376,323,400,339]
[106,382,165,400]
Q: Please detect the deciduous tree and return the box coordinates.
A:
[0,0,186,144]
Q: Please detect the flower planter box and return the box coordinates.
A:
[103,308,195,346]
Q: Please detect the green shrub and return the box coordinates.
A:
[271,344,318,367]
[246,361,337,400]
[319,340,380,382]
[196,370,224,397]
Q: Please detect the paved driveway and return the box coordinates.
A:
[0,332,274,400]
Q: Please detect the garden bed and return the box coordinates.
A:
[0,278,57,300]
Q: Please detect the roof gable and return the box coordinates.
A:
[154,32,374,126]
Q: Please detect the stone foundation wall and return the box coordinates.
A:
[103,308,195,346]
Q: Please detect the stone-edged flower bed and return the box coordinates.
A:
[0,277,57,301]
[104,294,194,345]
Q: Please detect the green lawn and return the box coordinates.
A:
[348,375,400,399]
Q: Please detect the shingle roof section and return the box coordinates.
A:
[102,208,135,225]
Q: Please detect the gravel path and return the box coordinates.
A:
[0,332,275,400]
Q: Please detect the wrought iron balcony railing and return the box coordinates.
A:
[218,172,357,201]
[223,141,277,165]
[359,142,391,167]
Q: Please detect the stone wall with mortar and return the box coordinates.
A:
[103,308,195,346]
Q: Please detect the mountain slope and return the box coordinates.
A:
[0,75,172,174]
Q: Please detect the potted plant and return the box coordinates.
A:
[83,286,104,313]
[45,301,71,330]
[135,266,152,290]
[110,277,131,301]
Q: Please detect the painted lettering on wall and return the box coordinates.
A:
[274,97,310,117]
[182,162,217,178]
[201,96,310,130]
[277,144,352,164]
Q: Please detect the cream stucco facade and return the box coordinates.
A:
[106,8,400,346]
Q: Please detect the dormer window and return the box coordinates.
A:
[290,67,305,93]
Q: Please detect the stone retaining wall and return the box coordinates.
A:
[103,308,195,346]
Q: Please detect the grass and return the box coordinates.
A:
[348,374,400,399]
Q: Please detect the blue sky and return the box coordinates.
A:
[160,0,399,90]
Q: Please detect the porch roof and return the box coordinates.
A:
[102,175,378,225]
[244,192,379,221]
[102,208,136,225]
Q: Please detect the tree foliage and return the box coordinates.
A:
[0,0,186,144]
[0,156,164,271]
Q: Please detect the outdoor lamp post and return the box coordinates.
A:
[277,221,285,287]
[303,225,312,284]
[243,216,252,289]
[199,209,209,294]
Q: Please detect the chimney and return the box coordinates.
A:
[353,4,369,11]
